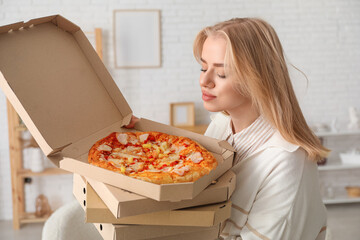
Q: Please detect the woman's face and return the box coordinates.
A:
[199,36,251,114]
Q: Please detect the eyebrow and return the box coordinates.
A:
[200,58,224,67]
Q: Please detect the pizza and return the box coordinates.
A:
[88,131,217,184]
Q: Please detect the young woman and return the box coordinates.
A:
[126,18,329,240]
[192,18,329,240]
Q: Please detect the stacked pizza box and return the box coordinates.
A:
[0,15,236,240]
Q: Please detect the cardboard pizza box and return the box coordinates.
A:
[86,170,236,218]
[85,178,231,226]
[73,173,233,226]
[88,183,231,227]
[73,174,226,239]
[0,15,234,201]
[73,174,87,211]
[93,223,222,240]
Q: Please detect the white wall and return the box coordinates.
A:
[0,0,359,220]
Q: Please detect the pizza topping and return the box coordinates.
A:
[142,143,152,149]
[130,162,144,172]
[97,144,112,152]
[127,157,134,163]
[172,165,191,176]
[126,167,134,173]
[153,145,160,154]
[116,133,128,145]
[188,152,203,163]
[168,154,180,161]
[146,169,161,173]
[162,166,173,172]
[160,142,168,151]
[139,133,149,143]
[108,158,125,167]
[129,135,139,145]
[111,152,138,160]
[125,146,142,153]
[171,145,186,154]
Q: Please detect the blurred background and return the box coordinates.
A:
[0,0,359,239]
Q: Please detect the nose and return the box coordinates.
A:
[200,71,215,88]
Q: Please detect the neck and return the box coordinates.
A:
[228,105,260,133]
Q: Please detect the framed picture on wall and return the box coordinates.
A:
[113,9,161,68]
[170,102,195,127]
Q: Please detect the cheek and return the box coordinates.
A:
[219,84,248,107]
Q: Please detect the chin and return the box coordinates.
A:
[203,102,223,112]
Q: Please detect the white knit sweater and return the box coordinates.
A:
[205,113,327,240]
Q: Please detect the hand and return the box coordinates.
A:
[124,115,139,129]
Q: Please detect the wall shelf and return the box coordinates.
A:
[7,101,70,229]
[17,168,69,178]
[20,212,50,224]
[316,130,360,137]
[323,197,360,205]
[318,163,360,171]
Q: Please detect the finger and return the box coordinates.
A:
[124,116,139,128]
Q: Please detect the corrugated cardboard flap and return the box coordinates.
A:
[0,15,132,157]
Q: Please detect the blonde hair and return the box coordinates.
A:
[193,18,329,162]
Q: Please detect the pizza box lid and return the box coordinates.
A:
[0,15,132,157]
[83,170,236,218]
[0,15,235,201]
[84,179,232,227]
[93,223,222,240]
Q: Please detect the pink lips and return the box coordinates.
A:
[202,91,216,101]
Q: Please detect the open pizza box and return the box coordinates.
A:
[73,174,231,227]
[0,15,234,202]
[93,223,223,240]
[81,169,236,218]
[73,171,235,220]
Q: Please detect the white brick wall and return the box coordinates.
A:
[0,0,359,220]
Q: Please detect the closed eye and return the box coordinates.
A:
[200,68,207,72]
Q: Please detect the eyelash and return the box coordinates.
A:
[200,68,226,79]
